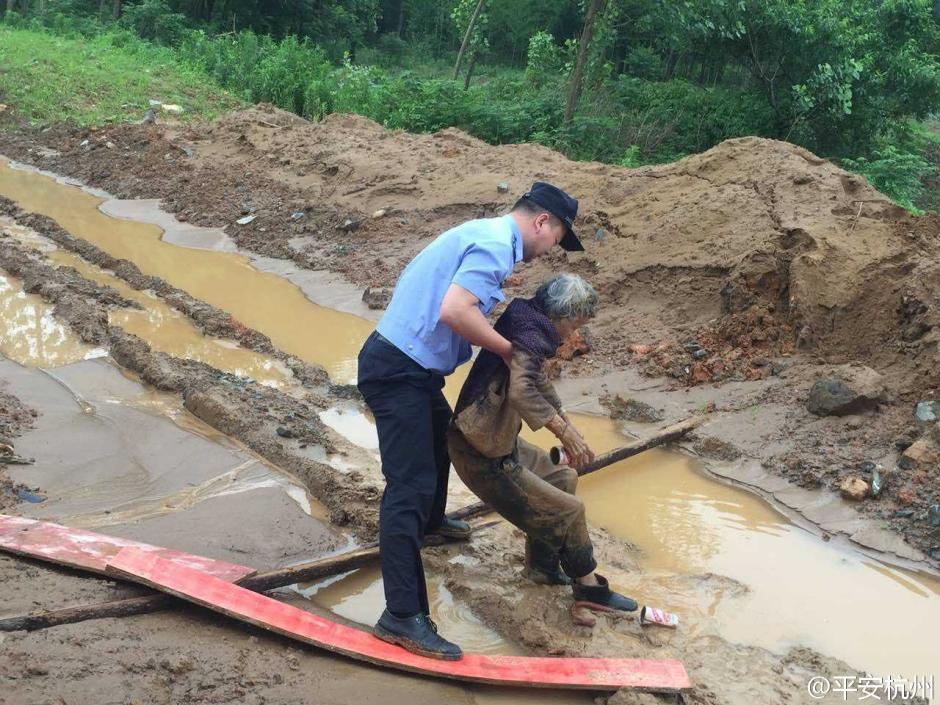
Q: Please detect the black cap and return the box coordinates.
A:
[522,181,583,252]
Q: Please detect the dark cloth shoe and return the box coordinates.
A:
[524,538,572,585]
[571,574,638,612]
[524,565,573,585]
[373,609,463,660]
[426,516,472,540]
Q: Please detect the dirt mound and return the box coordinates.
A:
[5,104,939,394]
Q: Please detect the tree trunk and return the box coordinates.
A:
[463,51,478,89]
[112,0,121,19]
[396,0,406,37]
[4,0,13,15]
[563,0,605,127]
[453,0,486,80]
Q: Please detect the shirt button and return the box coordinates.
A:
[408,345,414,350]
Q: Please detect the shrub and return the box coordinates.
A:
[842,146,934,213]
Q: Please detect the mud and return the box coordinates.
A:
[0,209,934,704]
[0,112,938,704]
[0,371,37,510]
[0,109,937,563]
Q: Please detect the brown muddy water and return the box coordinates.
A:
[0,270,104,366]
[0,157,938,683]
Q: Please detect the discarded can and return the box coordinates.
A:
[640,606,679,628]
[550,446,571,465]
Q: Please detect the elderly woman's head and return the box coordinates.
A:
[533,274,598,339]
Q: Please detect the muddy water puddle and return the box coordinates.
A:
[295,565,516,655]
[0,158,372,382]
[0,271,104,366]
[0,157,938,681]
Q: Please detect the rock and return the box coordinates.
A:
[362,287,392,310]
[899,438,940,472]
[496,181,509,193]
[275,426,295,439]
[839,476,869,501]
[627,343,651,355]
[806,365,886,416]
[869,465,885,498]
[14,489,44,503]
[236,215,256,225]
[928,503,940,527]
[914,400,940,423]
[161,103,184,114]
[594,228,605,242]
[556,329,591,361]
[897,487,916,506]
[692,436,742,461]
[340,218,361,232]
[689,362,711,385]
[604,394,664,423]
[371,208,387,219]
[141,108,156,125]
[290,211,306,221]
[894,508,915,519]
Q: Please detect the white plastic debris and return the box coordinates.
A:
[236,215,257,225]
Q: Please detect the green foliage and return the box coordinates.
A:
[525,31,566,84]
[4,0,940,212]
[842,146,934,213]
[451,0,489,56]
[0,25,240,127]
[120,0,189,45]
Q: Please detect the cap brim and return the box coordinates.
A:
[560,227,584,252]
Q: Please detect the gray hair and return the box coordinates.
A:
[533,274,598,320]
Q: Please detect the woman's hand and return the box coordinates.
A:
[547,414,595,469]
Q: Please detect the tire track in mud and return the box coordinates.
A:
[0,200,873,705]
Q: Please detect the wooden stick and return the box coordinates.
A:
[451,415,706,521]
[0,415,703,632]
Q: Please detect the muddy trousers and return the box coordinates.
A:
[357,332,452,617]
[448,429,597,579]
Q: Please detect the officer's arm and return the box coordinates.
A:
[439,284,512,365]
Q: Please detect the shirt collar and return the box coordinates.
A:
[504,215,524,264]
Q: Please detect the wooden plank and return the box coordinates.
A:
[107,547,692,692]
[0,519,502,632]
[0,514,255,583]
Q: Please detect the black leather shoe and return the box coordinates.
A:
[373,609,464,660]
[571,574,638,612]
[427,516,472,540]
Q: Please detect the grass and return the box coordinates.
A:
[0,25,243,128]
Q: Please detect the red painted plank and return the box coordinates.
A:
[0,514,255,583]
[107,547,692,692]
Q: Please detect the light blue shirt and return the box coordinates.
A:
[376,215,523,375]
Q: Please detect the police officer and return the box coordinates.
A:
[357,182,584,660]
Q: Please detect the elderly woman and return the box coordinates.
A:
[448,273,637,612]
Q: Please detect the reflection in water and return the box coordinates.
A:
[1,157,938,681]
[0,158,373,383]
[45,248,292,388]
[297,566,516,655]
[0,272,103,366]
